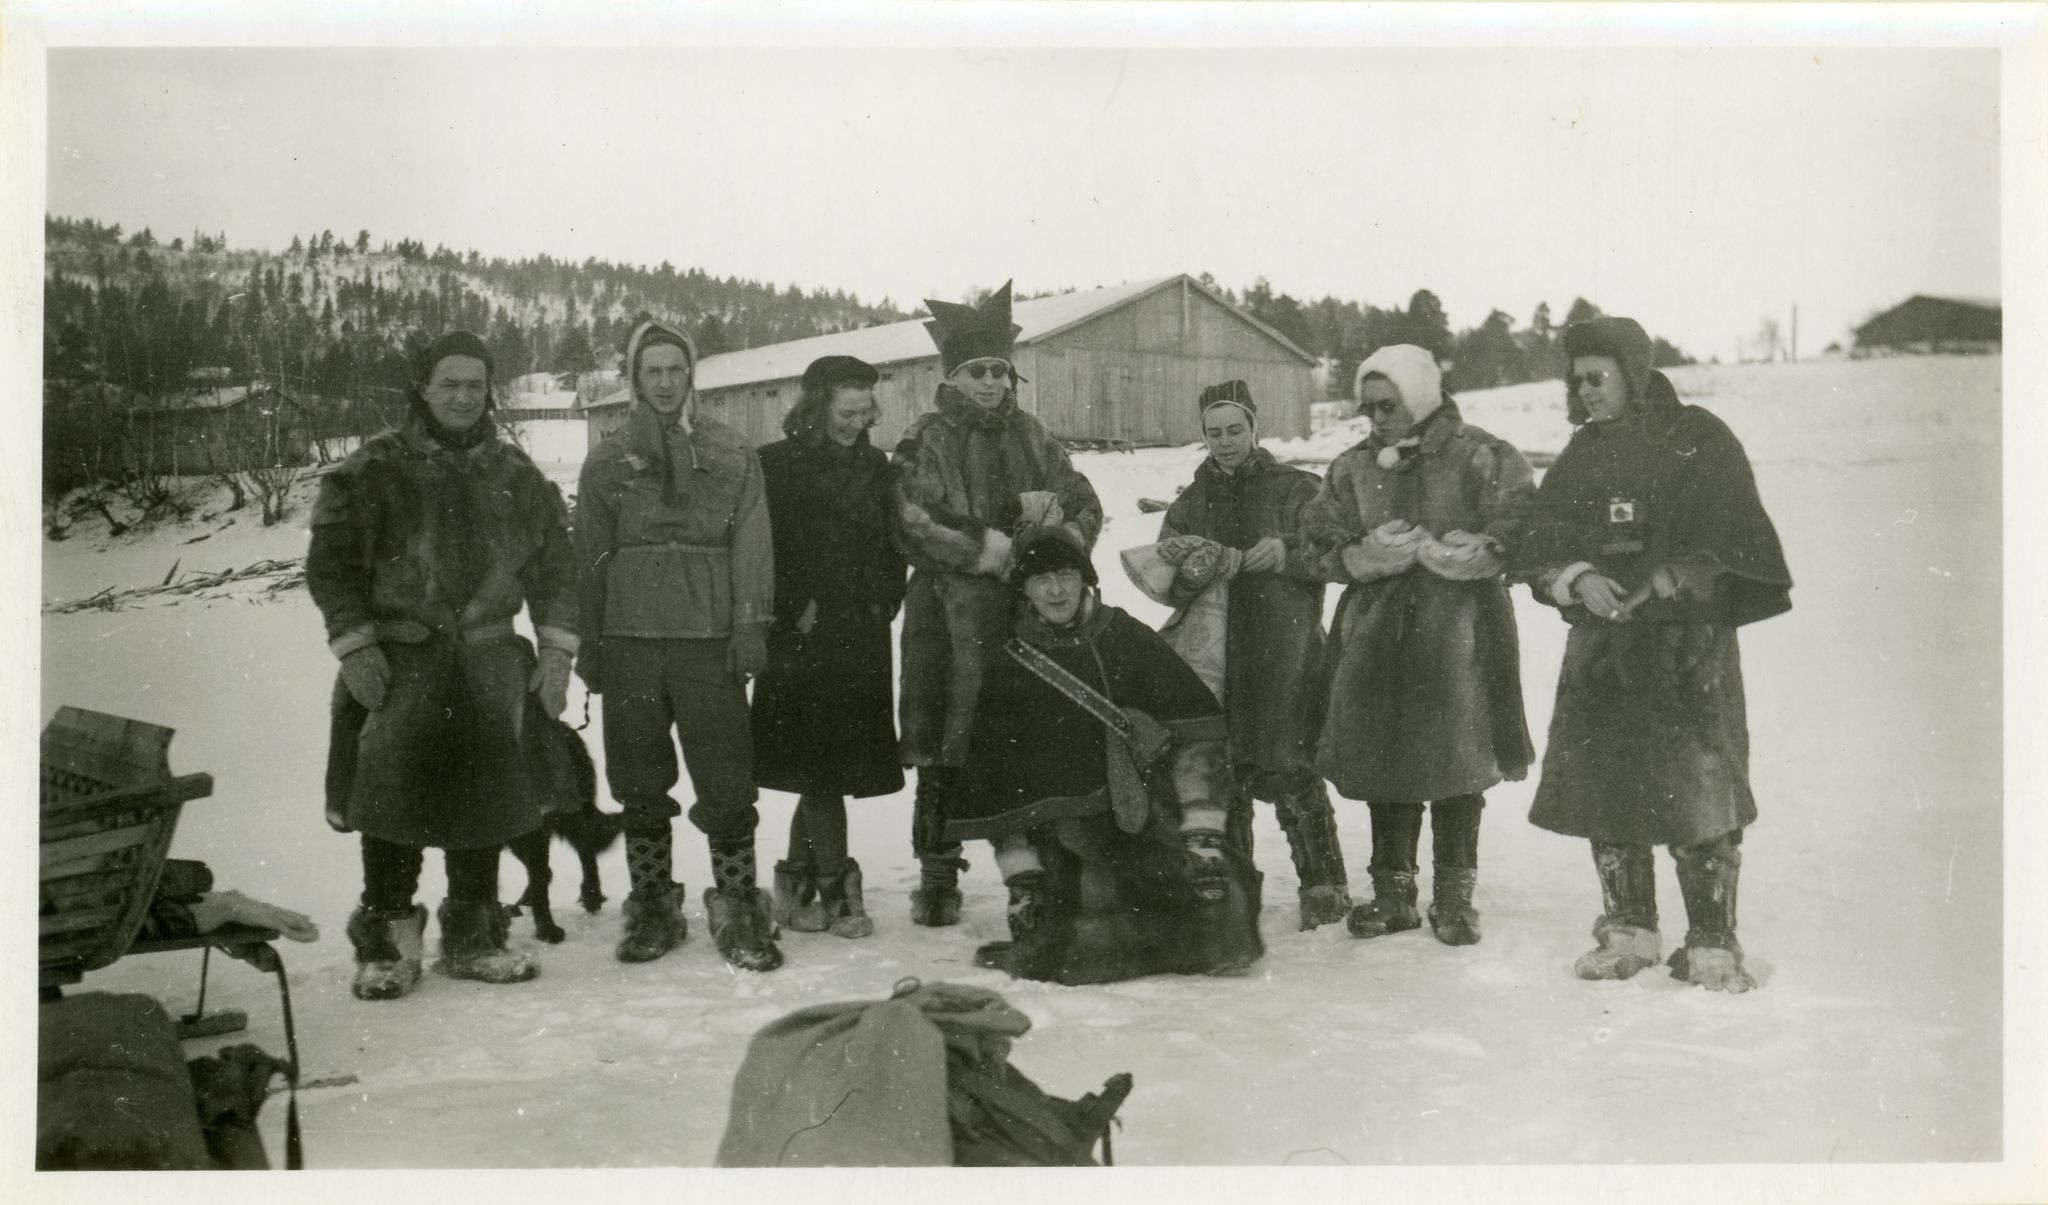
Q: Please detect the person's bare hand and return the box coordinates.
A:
[1573,572,1631,621]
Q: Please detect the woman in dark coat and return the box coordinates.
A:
[946,529,1263,985]
[753,356,907,938]
[1157,380,1348,929]
[1300,344,1536,948]
[1514,317,1791,993]
[310,331,579,1000]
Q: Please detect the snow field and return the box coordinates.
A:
[38,356,2004,1168]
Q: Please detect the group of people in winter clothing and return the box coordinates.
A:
[312,289,1787,1000]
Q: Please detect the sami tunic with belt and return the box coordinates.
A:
[945,602,1228,843]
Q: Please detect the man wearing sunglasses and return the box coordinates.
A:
[1514,316,1793,993]
[892,281,1103,926]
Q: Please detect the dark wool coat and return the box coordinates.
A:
[1300,400,1537,804]
[948,601,1263,986]
[893,385,1103,766]
[750,434,907,799]
[1160,447,1328,786]
[1514,372,1792,846]
[309,416,578,849]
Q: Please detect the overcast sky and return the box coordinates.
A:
[46,45,1999,360]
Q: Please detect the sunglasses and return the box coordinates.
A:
[1568,369,1614,391]
[960,362,1011,381]
[1360,398,1404,418]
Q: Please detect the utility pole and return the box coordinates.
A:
[1790,305,1799,363]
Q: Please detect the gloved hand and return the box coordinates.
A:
[1417,529,1504,580]
[188,889,322,942]
[530,646,574,717]
[1340,521,1423,581]
[1017,490,1064,531]
[728,625,769,679]
[973,527,1016,577]
[575,641,603,696]
[1571,570,1633,621]
[1239,536,1288,574]
[338,645,390,710]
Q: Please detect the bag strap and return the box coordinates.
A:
[1003,639,1132,740]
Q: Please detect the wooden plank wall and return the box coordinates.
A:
[650,280,1313,454]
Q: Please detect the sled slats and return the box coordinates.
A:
[39,707,210,985]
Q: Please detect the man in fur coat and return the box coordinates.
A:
[892,281,1102,926]
[1299,344,1536,948]
[1514,316,1792,992]
[1158,379,1350,929]
[310,331,577,1000]
[946,529,1263,984]
[575,317,782,972]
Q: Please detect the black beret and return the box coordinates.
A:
[802,355,881,394]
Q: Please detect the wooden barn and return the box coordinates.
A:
[581,274,1317,452]
[126,374,314,474]
[1853,295,2002,354]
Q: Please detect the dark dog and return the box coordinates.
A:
[507,716,623,943]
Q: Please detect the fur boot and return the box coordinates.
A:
[773,859,828,933]
[616,884,687,963]
[704,887,784,971]
[1278,782,1352,930]
[435,899,539,984]
[1428,867,1482,946]
[1346,870,1422,938]
[1670,833,1756,992]
[347,904,427,1001]
[708,839,783,971]
[812,859,875,939]
[1574,916,1662,980]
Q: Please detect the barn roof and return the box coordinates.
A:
[1922,294,2001,312]
[584,273,1314,410]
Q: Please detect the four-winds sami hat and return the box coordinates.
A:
[801,354,880,394]
[923,281,1023,375]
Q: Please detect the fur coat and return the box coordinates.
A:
[308,414,577,849]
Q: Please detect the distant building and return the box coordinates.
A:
[1853,295,2001,355]
[579,274,1317,453]
[127,372,314,473]
[499,372,582,422]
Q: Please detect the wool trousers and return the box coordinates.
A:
[601,636,760,843]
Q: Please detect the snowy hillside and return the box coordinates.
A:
[39,357,2006,1172]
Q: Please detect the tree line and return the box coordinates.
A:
[1209,275,1694,398]
[42,215,1694,506]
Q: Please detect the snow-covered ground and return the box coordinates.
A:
[38,357,2007,1170]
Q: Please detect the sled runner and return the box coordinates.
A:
[38,705,303,1168]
